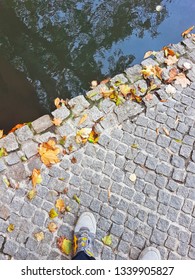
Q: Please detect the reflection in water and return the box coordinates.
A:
[0,0,169,130]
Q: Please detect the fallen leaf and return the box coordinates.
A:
[78,114,88,125]
[145,93,153,101]
[31,169,42,187]
[174,139,183,143]
[59,136,67,146]
[52,118,63,126]
[129,173,137,183]
[21,156,27,161]
[76,128,92,144]
[54,98,66,108]
[166,67,178,83]
[38,139,60,166]
[181,26,194,37]
[0,147,7,158]
[160,99,168,102]
[57,236,72,255]
[3,176,10,187]
[88,129,99,144]
[131,144,139,149]
[141,65,162,80]
[108,186,111,202]
[165,55,178,66]
[100,77,110,84]
[65,206,71,212]
[174,73,191,88]
[7,224,15,233]
[49,208,58,219]
[27,189,37,200]
[163,46,175,57]
[0,130,3,139]
[71,157,77,164]
[175,116,180,124]
[165,85,176,95]
[55,199,65,213]
[162,127,170,136]
[8,123,26,133]
[144,50,156,59]
[102,234,112,246]
[34,231,44,241]
[73,194,80,204]
[90,80,98,89]
[48,222,58,233]
[156,128,160,135]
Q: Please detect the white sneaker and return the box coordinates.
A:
[138,247,161,260]
[73,212,96,258]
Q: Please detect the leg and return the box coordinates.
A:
[72,251,95,260]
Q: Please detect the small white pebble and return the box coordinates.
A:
[129,173,137,183]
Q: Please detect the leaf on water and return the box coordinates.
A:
[0,130,3,139]
[174,73,191,88]
[131,144,139,149]
[52,118,63,126]
[73,194,80,204]
[27,189,37,200]
[57,236,72,255]
[102,234,112,246]
[129,173,137,183]
[38,139,60,166]
[48,222,58,233]
[7,224,15,233]
[162,127,170,136]
[165,55,178,66]
[8,123,26,133]
[55,199,65,213]
[181,26,194,37]
[78,114,88,125]
[49,208,58,219]
[31,168,42,187]
[34,231,45,241]
[0,147,7,158]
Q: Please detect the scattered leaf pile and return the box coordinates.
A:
[38,139,60,166]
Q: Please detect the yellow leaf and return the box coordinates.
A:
[38,139,60,166]
[88,130,99,144]
[8,123,26,133]
[102,234,112,246]
[55,199,65,213]
[131,144,139,149]
[0,130,3,139]
[3,176,10,187]
[7,224,15,232]
[73,194,80,204]
[0,147,7,158]
[34,231,45,241]
[31,169,42,187]
[76,128,92,144]
[27,189,37,200]
[48,222,58,233]
[52,118,63,126]
[78,114,88,125]
[119,84,131,96]
[57,236,72,255]
[49,208,58,219]
[181,26,194,37]
[163,46,175,57]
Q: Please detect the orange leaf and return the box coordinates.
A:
[38,139,60,166]
[54,98,66,108]
[163,46,175,57]
[0,130,3,139]
[181,26,194,37]
[78,114,88,125]
[52,118,63,126]
[9,123,26,133]
[55,198,65,213]
[166,67,178,83]
[31,169,42,187]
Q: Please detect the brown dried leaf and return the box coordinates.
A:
[55,199,65,213]
[31,169,42,187]
[38,139,60,166]
[166,67,178,83]
[71,157,77,164]
[181,26,194,37]
[163,46,175,57]
[52,118,63,126]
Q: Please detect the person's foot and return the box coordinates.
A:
[73,212,96,258]
[138,247,161,260]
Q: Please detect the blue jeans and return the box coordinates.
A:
[72,251,95,260]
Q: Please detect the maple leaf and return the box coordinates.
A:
[102,234,112,246]
[57,236,72,255]
[165,55,178,66]
[38,139,60,166]
[8,123,26,133]
[48,222,58,233]
[55,198,65,213]
[166,67,178,83]
[34,231,45,241]
[52,118,62,126]
[141,65,162,80]
[181,26,194,37]
[49,208,58,219]
[163,46,175,57]
[174,73,191,88]
[7,224,15,233]
[31,169,42,187]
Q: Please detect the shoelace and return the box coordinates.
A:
[75,228,94,257]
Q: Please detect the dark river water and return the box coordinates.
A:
[0,0,195,132]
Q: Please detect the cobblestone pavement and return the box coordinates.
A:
[0,36,195,260]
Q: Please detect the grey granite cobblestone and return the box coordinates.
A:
[1,37,195,260]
